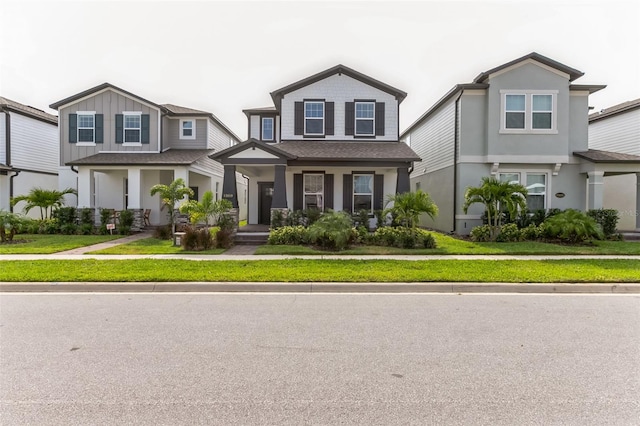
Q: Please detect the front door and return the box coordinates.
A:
[258,182,274,225]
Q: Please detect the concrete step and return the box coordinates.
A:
[234,232,270,245]
[621,232,640,241]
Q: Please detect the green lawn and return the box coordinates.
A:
[255,233,640,255]
[0,234,121,254]
[87,238,225,255]
[0,259,638,282]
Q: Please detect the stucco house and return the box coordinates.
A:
[400,52,633,235]
[0,97,59,218]
[587,98,640,231]
[211,65,420,226]
[49,84,247,229]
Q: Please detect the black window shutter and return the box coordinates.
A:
[141,114,150,144]
[324,174,334,210]
[115,114,123,144]
[375,102,385,136]
[293,174,303,211]
[343,174,353,213]
[294,102,304,135]
[95,114,103,143]
[69,114,77,143]
[325,102,334,135]
[374,174,384,210]
[345,102,355,136]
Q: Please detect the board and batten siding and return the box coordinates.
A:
[59,89,160,166]
[280,73,398,141]
[409,99,456,177]
[163,118,207,150]
[589,109,640,155]
[9,113,58,174]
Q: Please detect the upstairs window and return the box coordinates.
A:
[501,91,557,133]
[304,102,324,135]
[355,102,375,136]
[77,113,95,143]
[180,119,195,139]
[124,113,141,143]
[262,117,274,141]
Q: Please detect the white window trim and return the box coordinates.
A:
[76,111,96,146]
[303,173,324,211]
[261,117,274,141]
[354,101,375,136]
[180,119,196,140]
[499,90,558,134]
[304,101,324,136]
[498,170,550,210]
[352,173,374,214]
[123,111,142,146]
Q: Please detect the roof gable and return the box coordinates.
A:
[473,52,584,83]
[270,64,407,110]
[0,96,57,125]
[50,83,161,110]
[211,138,296,163]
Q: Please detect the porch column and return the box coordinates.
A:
[173,167,190,203]
[77,167,93,208]
[587,171,604,210]
[396,167,410,194]
[636,173,640,230]
[222,165,238,208]
[127,167,141,209]
[271,165,288,208]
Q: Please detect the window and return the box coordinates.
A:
[189,186,198,201]
[180,119,195,139]
[304,174,324,210]
[123,113,141,143]
[501,91,557,133]
[353,174,373,213]
[262,117,274,141]
[215,182,220,201]
[304,102,324,135]
[77,113,95,143]
[499,172,547,210]
[355,102,375,136]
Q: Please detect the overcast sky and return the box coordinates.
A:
[1,0,638,140]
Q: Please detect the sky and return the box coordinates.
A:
[1,0,639,140]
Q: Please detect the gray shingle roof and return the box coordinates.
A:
[0,96,57,125]
[278,141,421,162]
[161,104,210,115]
[67,149,214,166]
[574,149,640,163]
[589,98,640,122]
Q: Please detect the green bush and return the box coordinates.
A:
[587,209,619,237]
[374,209,386,228]
[305,208,322,226]
[355,209,370,229]
[422,232,436,249]
[270,209,286,229]
[98,208,113,235]
[371,227,437,249]
[520,224,542,241]
[496,223,522,242]
[215,228,234,249]
[268,226,309,245]
[543,209,604,243]
[53,207,77,234]
[0,210,22,242]
[181,226,214,251]
[356,225,369,243]
[118,210,134,235]
[154,225,172,240]
[39,219,58,234]
[308,210,354,251]
[470,225,492,242]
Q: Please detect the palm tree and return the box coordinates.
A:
[150,178,194,234]
[384,190,439,229]
[463,176,528,241]
[10,187,77,220]
[179,191,232,226]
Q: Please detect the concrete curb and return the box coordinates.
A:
[1,282,639,294]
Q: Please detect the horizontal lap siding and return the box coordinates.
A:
[589,110,640,155]
[0,113,5,163]
[10,113,58,173]
[409,100,456,176]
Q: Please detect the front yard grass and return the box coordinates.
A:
[0,259,638,282]
[0,234,121,254]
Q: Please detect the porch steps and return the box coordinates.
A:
[621,232,640,241]
[234,232,270,245]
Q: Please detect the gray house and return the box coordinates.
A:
[212,65,420,226]
[50,84,247,228]
[400,52,635,235]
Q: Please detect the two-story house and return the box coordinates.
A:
[211,65,421,226]
[0,97,59,217]
[588,98,640,232]
[49,84,247,229]
[401,52,623,235]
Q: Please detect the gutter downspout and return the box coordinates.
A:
[452,91,463,234]
[9,170,20,213]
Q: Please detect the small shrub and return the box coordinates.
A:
[154,225,172,240]
[308,210,353,251]
[79,208,94,226]
[470,225,491,242]
[118,210,134,235]
[54,207,77,228]
[496,223,522,242]
[587,209,619,238]
[355,209,370,229]
[216,212,236,231]
[422,232,436,249]
[305,208,322,226]
[268,226,309,245]
[520,224,541,241]
[374,209,386,228]
[270,209,286,229]
[215,229,234,249]
[78,223,94,235]
[543,209,603,243]
[39,219,58,234]
[370,227,437,249]
[0,210,23,242]
[287,210,305,226]
[356,225,369,243]
[181,226,214,251]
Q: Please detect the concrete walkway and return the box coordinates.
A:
[53,231,155,255]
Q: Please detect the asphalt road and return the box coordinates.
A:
[1,293,639,425]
